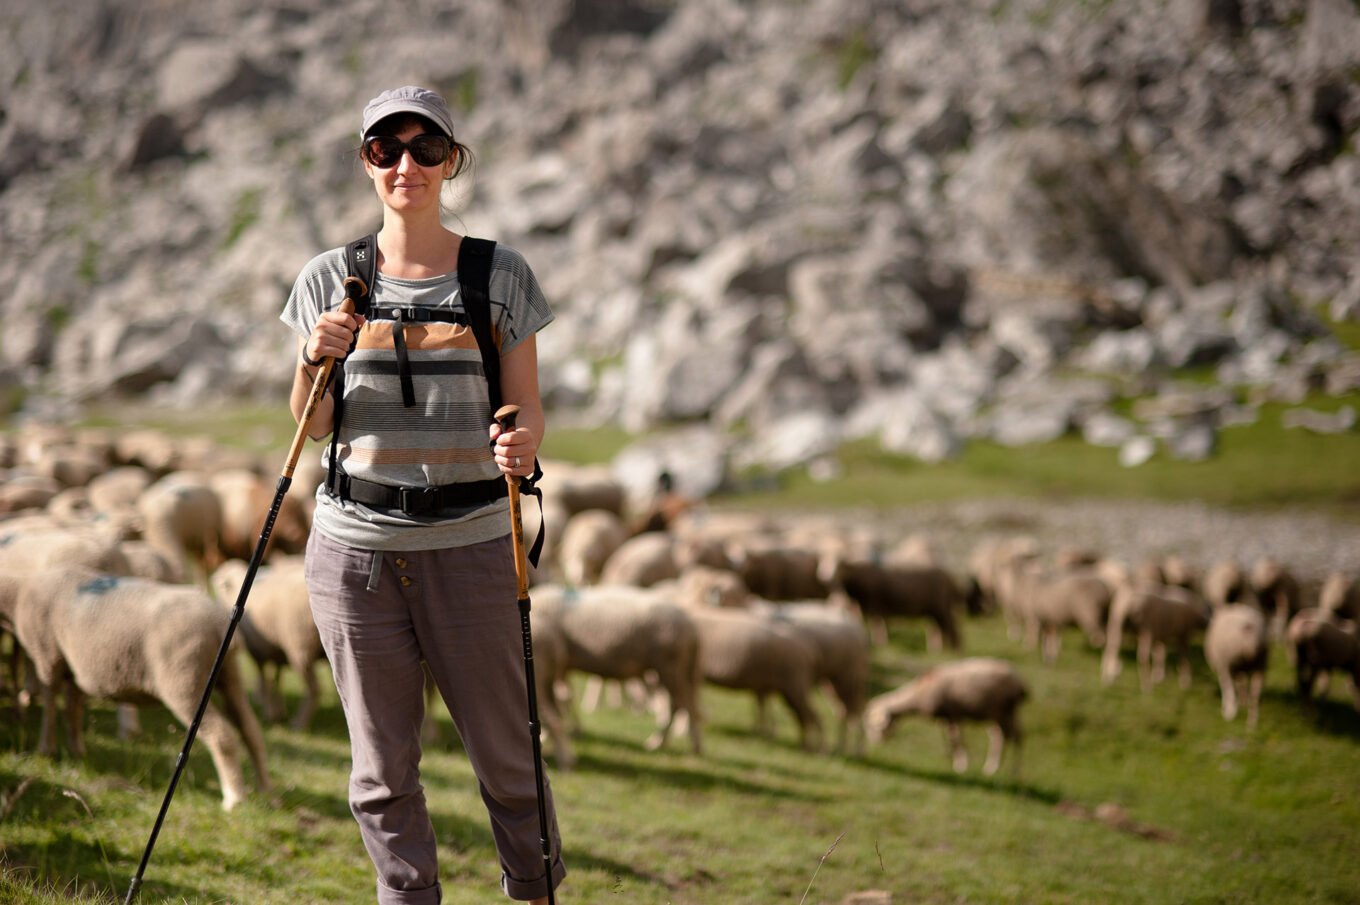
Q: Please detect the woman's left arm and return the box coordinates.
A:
[490,334,546,477]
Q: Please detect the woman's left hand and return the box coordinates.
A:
[490,423,538,477]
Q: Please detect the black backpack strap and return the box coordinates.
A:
[345,234,378,317]
[329,234,379,488]
[458,237,501,417]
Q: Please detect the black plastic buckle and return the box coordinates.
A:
[399,486,439,515]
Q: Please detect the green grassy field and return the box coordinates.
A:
[3,613,1359,904]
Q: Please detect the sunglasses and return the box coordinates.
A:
[363,133,453,168]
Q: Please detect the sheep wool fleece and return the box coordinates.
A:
[305,529,565,903]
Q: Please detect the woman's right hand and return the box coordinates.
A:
[306,309,366,363]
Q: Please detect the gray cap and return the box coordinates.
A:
[360,86,455,139]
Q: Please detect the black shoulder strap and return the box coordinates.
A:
[345,234,378,316]
[329,234,378,489]
[458,237,501,417]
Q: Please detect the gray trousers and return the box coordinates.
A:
[305,529,565,903]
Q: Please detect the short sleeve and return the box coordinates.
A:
[279,248,350,340]
[489,244,554,354]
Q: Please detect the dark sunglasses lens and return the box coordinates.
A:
[409,136,451,166]
[366,137,403,167]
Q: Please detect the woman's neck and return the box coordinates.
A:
[377,216,461,279]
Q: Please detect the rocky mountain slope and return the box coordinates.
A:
[1,0,1358,484]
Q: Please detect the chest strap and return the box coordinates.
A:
[326,471,507,515]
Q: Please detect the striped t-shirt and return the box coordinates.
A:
[279,241,553,551]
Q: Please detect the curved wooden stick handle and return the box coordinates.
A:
[495,404,530,598]
[282,292,360,478]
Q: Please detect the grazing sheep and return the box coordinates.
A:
[987,542,1044,635]
[674,565,750,609]
[752,596,871,756]
[1202,560,1253,609]
[531,584,703,754]
[600,531,680,588]
[544,462,627,518]
[138,471,223,582]
[1159,554,1198,591]
[0,525,133,576]
[1025,569,1113,663]
[556,510,629,586]
[683,602,824,751]
[0,568,271,810]
[1251,556,1304,639]
[209,556,325,731]
[0,474,63,514]
[1102,584,1210,692]
[730,538,832,602]
[865,657,1028,776]
[210,469,310,563]
[1286,610,1360,710]
[1319,572,1359,621]
[1204,604,1269,729]
[828,556,962,649]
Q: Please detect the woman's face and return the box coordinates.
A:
[363,122,455,215]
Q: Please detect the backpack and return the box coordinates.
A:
[322,233,544,563]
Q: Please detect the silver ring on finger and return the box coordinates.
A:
[513,456,521,468]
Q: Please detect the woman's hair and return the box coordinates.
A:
[359,112,475,182]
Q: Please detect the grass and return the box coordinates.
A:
[3,616,1359,904]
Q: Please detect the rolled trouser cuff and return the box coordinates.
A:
[501,857,566,901]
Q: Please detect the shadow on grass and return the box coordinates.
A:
[569,736,831,803]
[857,753,1062,805]
[1261,686,1360,738]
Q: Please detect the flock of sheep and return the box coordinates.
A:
[1,424,1358,812]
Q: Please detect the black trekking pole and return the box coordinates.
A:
[123,288,362,904]
[494,403,557,905]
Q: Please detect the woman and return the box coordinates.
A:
[280,86,564,905]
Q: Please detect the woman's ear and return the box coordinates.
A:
[444,147,459,179]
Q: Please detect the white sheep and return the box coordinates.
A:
[555,509,630,586]
[1286,609,1360,710]
[531,583,703,754]
[1319,571,1359,621]
[1024,569,1113,663]
[0,568,271,810]
[599,531,680,588]
[1201,559,1253,609]
[865,657,1028,776]
[1204,604,1270,729]
[1102,584,1209,691]
[209,556,325,730]
[137,470,223,582]
[682,602,825,751]
[751,596,871,756]
[674,564,751,609]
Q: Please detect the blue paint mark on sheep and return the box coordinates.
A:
[79,575,123,595]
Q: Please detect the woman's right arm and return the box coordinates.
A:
[289,310,365,439]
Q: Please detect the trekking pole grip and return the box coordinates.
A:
[494,404,531,599]
[283,292,359,478]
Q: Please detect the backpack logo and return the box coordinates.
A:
[356,248,368,262]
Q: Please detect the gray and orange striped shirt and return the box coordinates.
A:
[280,241,553,551]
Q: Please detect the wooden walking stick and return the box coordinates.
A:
[124,288,361,904]
[494,403,557,905]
